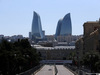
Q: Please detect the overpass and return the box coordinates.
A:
[40,60,72,64]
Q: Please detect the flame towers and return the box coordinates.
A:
[29,12,72,43]
[55,13,72,38]
[31,11,44,41]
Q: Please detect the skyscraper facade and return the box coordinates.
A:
[55,13,72,39]
[31,11,44,40]
[55,19,62,38]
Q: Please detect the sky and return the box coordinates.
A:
[0,0,100,37]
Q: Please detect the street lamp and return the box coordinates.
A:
[23,54,29,58]
[89,54,95,73]
[23,54,30,68]
[13,54,17,74]
[14,54,17,57]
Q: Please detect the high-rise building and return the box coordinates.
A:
[31,11,44,40]
[55,19,62,38]
[29,32,32,39]
[55,13,72,39]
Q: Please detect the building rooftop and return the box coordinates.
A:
[34,45,75,50]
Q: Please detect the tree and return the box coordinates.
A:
[82,52,100,73]
[0,39,41,75]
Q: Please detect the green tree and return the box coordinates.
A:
[0,39,41,75]
[82,52,100,72]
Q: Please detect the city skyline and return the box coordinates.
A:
[0,0,100,37]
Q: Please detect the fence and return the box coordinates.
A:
[18,64,44,75]
[64,64,100,75]
[64,64,78,75]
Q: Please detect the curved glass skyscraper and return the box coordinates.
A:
[31,11,44,39]
[55,13,72,38]
[55,19,62,38]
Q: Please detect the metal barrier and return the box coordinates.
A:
[64,64,78,75]
[54,65,58,75]
[18,64,44,75]
[64,64,100,75]
[85,73,100,75]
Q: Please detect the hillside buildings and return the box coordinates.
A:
[76,19,100,59]
[34,45,75,60]
[0,35,25,42]
[83,20,100,53]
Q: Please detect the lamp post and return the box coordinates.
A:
[13,54,17,75]
[23,54,30,69]
[89,54,95,73]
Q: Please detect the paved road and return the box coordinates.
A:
[35,65,55,75]
[56,65,74,75]
[35,65,74,75]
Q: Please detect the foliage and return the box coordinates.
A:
[69,52,76,60]
[82,52,100,72]
[0,39,40,75]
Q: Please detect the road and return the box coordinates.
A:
[35,65,55,75]
[56,65,74,75]
[35,65,74,75]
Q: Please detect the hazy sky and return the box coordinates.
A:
[0,0,100,37]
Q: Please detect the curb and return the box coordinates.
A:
[32,65,44,75]
[64,65,78,75]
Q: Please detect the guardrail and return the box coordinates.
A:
[64,64,100,75]
[64,64,78,75]
[18,64,44,75]
[85,73,100,75]
[64,64,90,75]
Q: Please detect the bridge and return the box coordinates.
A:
[40,60,72,64]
